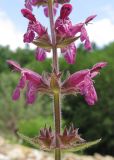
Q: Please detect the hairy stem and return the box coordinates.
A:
[54,93,61,160]
[48,1,61,160]
[48,0,58,73]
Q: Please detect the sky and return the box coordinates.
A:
[0,0,114,50]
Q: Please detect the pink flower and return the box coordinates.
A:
[62,62,107,105]
[55,4,72,37]
[61,43,77,64]
[7,60,48,104]
[35,47,47,61]
[21,9,46,43]
[55,4,96,64]
[55,4,76,64]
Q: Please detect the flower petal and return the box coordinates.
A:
[61,43,77,64]
[12,87,20,101]
[85,15,97,24]
[21,8,36,22]
[60,4,72,19]
[26,82,37,104]
[36,47,46,61]
[7,60,22,72]
[90,62,107,78]
[81,76,98,105]
[70,23,84,36]
[25,0,33,11]
[19,75,26,89]
[62,69,90,88]
[24,30,35,43]
[80,27,88,42]
[84,38,92,51]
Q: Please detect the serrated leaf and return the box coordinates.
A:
[17,132,40,149]
[63,139,101,152]
[57,36,80,48]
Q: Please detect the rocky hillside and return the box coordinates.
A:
[0,137,114,160]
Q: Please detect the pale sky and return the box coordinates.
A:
[0,0,114,50]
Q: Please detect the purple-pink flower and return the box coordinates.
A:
[7,60,48,104]
[55,4,96,64]
[62,62,107,105]
[21,9,50,62]
[21,9,46,42]
[55,4,72,37]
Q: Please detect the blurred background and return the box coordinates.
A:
[0,0,114,157]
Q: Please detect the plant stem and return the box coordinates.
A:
[48,0,58,73]
[48,1,61,160]
[54,93,61,160]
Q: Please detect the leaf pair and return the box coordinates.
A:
[17,131,101,152]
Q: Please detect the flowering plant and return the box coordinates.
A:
[7,0,107,159]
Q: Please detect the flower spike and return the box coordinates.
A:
[8,0,107,158]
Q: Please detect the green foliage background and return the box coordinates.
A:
[0,43,114,155]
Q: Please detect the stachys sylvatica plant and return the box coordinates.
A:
[7,0,107,159]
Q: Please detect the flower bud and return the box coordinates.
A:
[60,4,72,19]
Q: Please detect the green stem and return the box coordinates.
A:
[48,1,61,160]
[54,93,61,160]
[48,0,58,73]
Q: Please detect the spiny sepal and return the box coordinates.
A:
[32,0,48,7]
[33,35,52,50]
[58,124,85,149]
[57,36,80,49]
[37,126,55,150]
[32,0,70,6]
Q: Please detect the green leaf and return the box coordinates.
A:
[57,36,80,48]
[63,139,101,152]
[17,132,40,149]
[33,40,52,50]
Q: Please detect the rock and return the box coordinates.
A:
[0,154,10,160]
[105,155,114,160]
[94,153,104,160]
[7,147,25,159]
